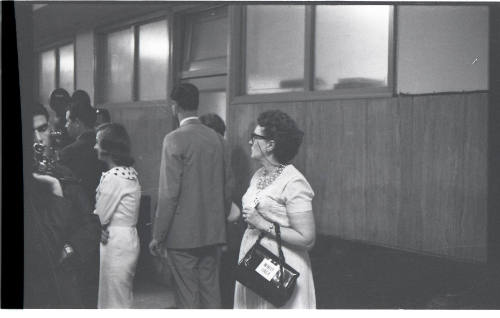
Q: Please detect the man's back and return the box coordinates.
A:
[156,119,228,249]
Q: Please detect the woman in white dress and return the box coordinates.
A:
[93,123,141,308]
[234,110,316,309]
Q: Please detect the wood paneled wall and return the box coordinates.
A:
[228,92,488,262]
[105,102,173,209]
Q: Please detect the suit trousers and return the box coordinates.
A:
[167,245,221,309]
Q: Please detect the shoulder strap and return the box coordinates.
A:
[274,222,285,288]
[254,223,286,287]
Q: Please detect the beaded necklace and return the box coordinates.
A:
[256,164,287,190]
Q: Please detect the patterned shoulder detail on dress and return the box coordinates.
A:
[101,166,138,181]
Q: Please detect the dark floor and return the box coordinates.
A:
[133,235,500,309]
[133,279,175,309]
[309,235,500,309]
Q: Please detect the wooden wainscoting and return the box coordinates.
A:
[102,101,174,208]
[228,92,488,262]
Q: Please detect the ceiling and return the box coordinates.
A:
[32,2,176,48]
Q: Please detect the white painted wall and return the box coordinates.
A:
[397,6,489,94]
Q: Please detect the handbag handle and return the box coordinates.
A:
[254,222,286,288]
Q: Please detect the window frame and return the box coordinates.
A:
[36,39,76,104]
[180,5,229,80]
[95,10,171,106]
[228,5,395,104]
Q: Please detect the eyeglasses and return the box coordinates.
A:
[249,132,270,143]
[34,123,49,133]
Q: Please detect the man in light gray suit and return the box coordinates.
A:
[149,83,232,309]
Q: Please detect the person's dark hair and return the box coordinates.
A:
[68,90,96,128]
[96,108,111,125]
[96,123,134,166]
[200,113,226,136]
[257,110,304,164]
[49,88,70,118]
[170,83,199,111]
[33,103,49,121]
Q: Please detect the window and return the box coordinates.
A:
[139,19,169,100]
[103,27,134,103]
[234,5,394,101]
[180,6,228,121]
[182,6,227,77]
[245,5,305,94]
[38,43,74,105]
[99,16,169,104]
[315,5,390,91]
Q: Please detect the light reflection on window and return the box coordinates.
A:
[39,49,56,105]
[103,28,134,103]
[314,5,390,91]
[245,5,305,95]
[139,19,168,100]
[59,44,74,93]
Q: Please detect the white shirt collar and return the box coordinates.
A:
[179,116,198,127]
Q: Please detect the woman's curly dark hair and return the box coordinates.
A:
[96,123,134,166]
[257,110,304,164]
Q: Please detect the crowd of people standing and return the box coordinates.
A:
[26,83,317,309]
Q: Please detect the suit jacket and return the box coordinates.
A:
[153,118,232,249]
[58,130,106,204]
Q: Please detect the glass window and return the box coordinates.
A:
[183,76,227,121]
[183,7,228,73]
[39,49,56,105]
[245,5,305,95]
[138,19,168,101]
[103,27,134,103]
[314,5,390,91]
[58,44,74,93]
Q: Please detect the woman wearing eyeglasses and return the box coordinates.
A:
[234,110,316,309]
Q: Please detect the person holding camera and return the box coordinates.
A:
[31,103,101,308]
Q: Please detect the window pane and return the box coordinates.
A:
[315,5,390,91]
[139,19,168,100]
[245,5,305,94]
[59,44,74,93]
[103,28,134,103]
[183,76,227,122]
[183,7,228,73]
[39,49,56,105]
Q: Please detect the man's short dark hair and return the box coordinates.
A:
[257,110,304,164]
[200,113,226,136]
[49,88,70,118]
[33,103,49,121]
[170,83,199,111]
[68,90,96,128]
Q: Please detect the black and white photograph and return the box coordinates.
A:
[2,0,500,311]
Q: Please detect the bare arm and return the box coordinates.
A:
[244,208,315,250]
[243,176,316,250]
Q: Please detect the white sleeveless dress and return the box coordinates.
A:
[234,165,316,309]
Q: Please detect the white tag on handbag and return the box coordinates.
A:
[255,258,280,281]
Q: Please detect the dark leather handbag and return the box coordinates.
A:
[235,223,299,307]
